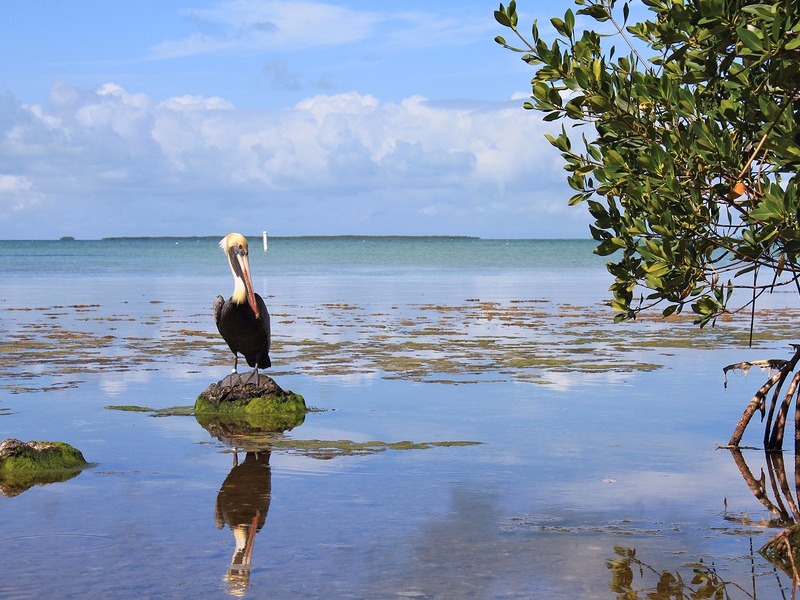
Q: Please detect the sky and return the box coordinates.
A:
[0,0,594,239]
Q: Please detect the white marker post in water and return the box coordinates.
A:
[262,231,268,252]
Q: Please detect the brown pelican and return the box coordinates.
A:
[214,233,271,385]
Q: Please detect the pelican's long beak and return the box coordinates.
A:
[234,249,260,319]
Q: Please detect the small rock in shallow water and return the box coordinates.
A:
[0,438,90,497]
[194,375,307,437]
[0,438,88,467]
[201,374,286,403]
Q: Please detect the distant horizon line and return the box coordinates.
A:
[8,234,594,242]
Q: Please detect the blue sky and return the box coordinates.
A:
[0,0,595,239]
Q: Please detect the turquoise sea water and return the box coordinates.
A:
[2,236,614,331]
[3,236,603,275]
[1,236,800,598]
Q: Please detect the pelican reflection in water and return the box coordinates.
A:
[215,451,272,594]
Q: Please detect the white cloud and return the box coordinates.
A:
[380,10,494,52]
[0,174,41,214]
[145,0,494,65]
[0,173,33,194]
[0,82,584,238]
[158,95,235,111]
[150,1,381,59]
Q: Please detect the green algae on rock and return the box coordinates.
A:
[0,438,90,497]
[195,375,306,435]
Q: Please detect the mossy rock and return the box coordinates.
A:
[195,375,307,436]
[0,439,90,497]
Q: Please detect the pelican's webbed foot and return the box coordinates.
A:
[220,373,241,388]
[240,369,260,387]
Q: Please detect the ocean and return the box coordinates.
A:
[1,236,799,598]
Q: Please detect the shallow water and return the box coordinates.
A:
[2,238,800,598]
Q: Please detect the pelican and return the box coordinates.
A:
[214,233,271,386]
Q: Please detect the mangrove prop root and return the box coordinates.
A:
[771,452,800,523]
[727,448,800,526]
[767,364,797,448]
[773,371,800,451]
[728,345,800,448]
[763,528,800,593]
[769,369,795,450]
[787,537,800,594]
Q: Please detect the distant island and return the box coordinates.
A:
[102,236,218,241]
[273,235,480,240]
[101,235,480,241]
[59,236,75,241]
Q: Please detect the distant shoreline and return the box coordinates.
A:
[99,234,481,241]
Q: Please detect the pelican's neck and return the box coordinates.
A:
[231,275,248,305]
[232,526,249,556]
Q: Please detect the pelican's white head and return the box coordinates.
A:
[220,232,259,318]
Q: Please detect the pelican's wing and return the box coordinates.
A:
[255,294,271,349]
[214,497,225,530]
[213,295,225,330]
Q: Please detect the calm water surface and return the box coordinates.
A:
[1,237,799,598]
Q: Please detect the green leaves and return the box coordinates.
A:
[551,9,576,38]
[495,0,800,328]
[577,3,610,22]
[691,295,721,328]
[736,26,764,54]
[493,1,518,28]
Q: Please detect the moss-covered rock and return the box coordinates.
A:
[0,438,90,497]
[195,375,307,437]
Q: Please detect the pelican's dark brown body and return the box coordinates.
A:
[214,293,271,370]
